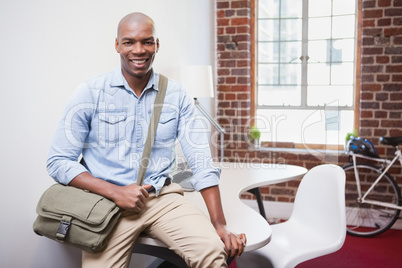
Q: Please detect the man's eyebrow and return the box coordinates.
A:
[121,37,155,42]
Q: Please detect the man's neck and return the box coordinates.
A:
[123,71,152,97]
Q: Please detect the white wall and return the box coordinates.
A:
[0,0,215,267]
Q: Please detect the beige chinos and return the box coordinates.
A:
[82,183,228,268]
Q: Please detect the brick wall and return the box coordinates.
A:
[216,0,402,202]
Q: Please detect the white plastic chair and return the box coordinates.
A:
[236,164,346,268]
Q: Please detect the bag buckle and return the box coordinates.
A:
[55,216,72,242]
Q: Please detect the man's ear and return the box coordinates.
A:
[156,38,160,53]
[115,38,120,53]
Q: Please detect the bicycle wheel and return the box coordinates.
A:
[343,163,401,237]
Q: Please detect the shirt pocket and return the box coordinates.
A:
[149,107,178,143]
[98,111,127,143]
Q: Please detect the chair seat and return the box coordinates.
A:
[236,164,346,268]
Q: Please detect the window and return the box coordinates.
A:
[256,0,357,148]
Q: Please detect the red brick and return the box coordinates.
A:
[384,27,402,36]
[361,119,380,127]
[231,1,250,9]
[392,75,402,81]
[395,0,402,6]
[236,26,250,33]
[377,18,392,26]
[362,47,383,55]
[377,74,390,82]
[217,10,225,18]
[225,77,236,84]
[217,1,230,9]
[376,55,390,63]
[378,0,391,7]
[361,102,381,109]
[376,92,389,101]
[362,56,375,64]
[225,10,236,17]
[363,9,383,19]
[390,92,402,100]
[383,102,402,109]
[217,19,231,27]
[225,26,236,34]
[361,110,374,118]
[363,0,376,8]
[381,120,402,128]
[231,17,250,26]
[393,17,402,25]
[361,92,374,100]
[386,65,402,72]
[384,8,402,17]
[361,65,383,73]
[383,83,402,91]
[375,111,387,119]
[363,19,376,27]
[362,83,382,91]
[392,56,402,63]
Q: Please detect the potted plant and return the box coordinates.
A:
[250,125,261,147]
[345,129,358,151]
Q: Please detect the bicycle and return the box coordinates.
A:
[342,136,402,237]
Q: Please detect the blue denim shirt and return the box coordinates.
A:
[47,67,220,195]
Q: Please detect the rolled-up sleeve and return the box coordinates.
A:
[176,90,221,191]
[46,83,94,185]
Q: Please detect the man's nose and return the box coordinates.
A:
[131,42,145,54]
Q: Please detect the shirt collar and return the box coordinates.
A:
[110,67,157,93]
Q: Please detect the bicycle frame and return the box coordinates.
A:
[350,146,402,210]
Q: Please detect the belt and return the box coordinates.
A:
[146,178,172,193]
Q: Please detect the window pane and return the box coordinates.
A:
[308,63,330,85]
[332,15,356,38]
[331,39,355,62]
[331,63,354,85]
[259,19,279,41]
[308,40,328,63]
[258,42,279,62]
[258,86,301,106]
[307,85,354,106]
[309,17,331,40]
[259,0,280,18]
[280,41,301,62]
[281,0,302,18]
[258,64,278,84]
[257,109,354,145]
[333,0,356,15]
[280,64,301,84]
[309,0,331,17]
[281,19,302,40]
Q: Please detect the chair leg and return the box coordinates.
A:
[247,187,267,219]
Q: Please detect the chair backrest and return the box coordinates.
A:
[289,164,346,241]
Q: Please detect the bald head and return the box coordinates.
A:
[117,12,157,39]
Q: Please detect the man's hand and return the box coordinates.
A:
[215,224,247,258]
[112,183,152,212]
[69,172,153,212]
[200,185,247,258]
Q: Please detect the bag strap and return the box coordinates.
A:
[136,74,168,186]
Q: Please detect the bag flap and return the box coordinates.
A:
[37,184,118,225]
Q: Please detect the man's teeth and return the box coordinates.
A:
[131,59,146,64]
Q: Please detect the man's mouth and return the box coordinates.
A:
[130,59,147,64]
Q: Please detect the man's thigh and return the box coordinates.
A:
[144,185,227,268]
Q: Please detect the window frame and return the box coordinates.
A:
[251,0,361,150]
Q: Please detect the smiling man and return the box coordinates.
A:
[46,12,246,267]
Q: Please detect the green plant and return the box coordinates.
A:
[345,129,358,141]
[250,125,261,140]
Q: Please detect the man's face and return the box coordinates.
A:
[115,20,159,79]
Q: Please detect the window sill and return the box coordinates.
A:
[249,145,345,156]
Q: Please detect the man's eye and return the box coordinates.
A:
[145,41,155,45]
[123,42,132,45]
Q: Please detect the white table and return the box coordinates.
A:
[133,163,308,266]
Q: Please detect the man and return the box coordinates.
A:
[47,12,246,267]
